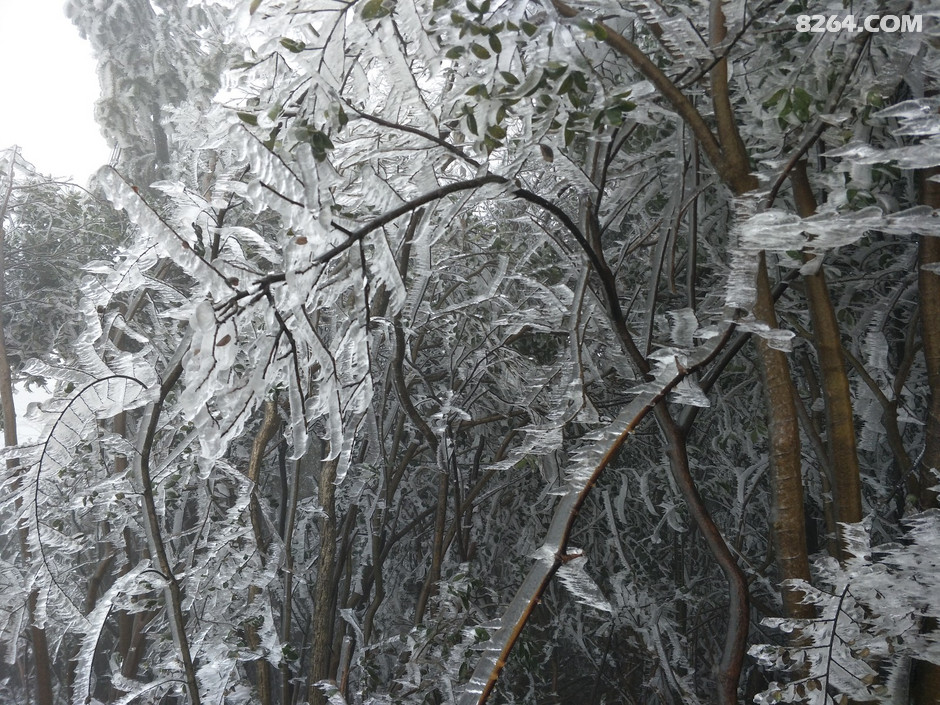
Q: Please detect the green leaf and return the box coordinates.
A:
[499,71,520,86]
[445,45,465,59]
[521,21,537,36]
[470,43,491,59]
[362,0,394,20]
[575,19,608,41]
[262,129,278,150]
[572,71,588,93]
[487,124,506,139]
[314,132,334,150]
[792,87,812,122]
[465,84,489,98]
[279,37,305,52]
[488,33,502,53]
[763,88,788,109]
[544,61,567,80]
[305,130,335,161]
[236,111,258,126]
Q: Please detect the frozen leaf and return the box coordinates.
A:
[557,554,613,613]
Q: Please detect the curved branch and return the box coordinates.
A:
[515,166,748,705]
[348,105,481,169]
[458,326,733,704]
[510,187,648,368]
[551,0,726,179]
[314,175,505,264]
[708,0,755,193]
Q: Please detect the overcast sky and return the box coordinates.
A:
[0,0,110,184]
[0,0,109,438]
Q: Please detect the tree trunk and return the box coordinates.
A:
[710,2,811,615]
[244,400,279,705]
[909,169,940,705]
[307,453,340,705]
[791,162,863,558]
[712,0,812,618]
[752,254,814,618]
[918,170,940,510]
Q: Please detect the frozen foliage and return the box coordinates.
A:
[751,514,940,704]
[2,0,940,704]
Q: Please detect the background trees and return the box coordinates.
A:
[1,1,939,704]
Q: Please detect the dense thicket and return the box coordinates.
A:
[1,1,939,704]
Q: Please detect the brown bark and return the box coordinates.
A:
[708,0,755,194]
[551,0,725,182]
[656,406,752,701]
[909,169,940,705]
[711,1,813,619]
[710,0,811,619]
[752,255,814,618]
[593,252,751,701]
[111,414,139,685]
[457,321,741,705]
[25,593,53,705]
[244,399,280,705]
[479,2,814,698]
[120,610,153,682]
[544,9,754,694]
[791,163,863,558]
[918,170,940,509]
[911,630,940,705]
[307,453,340,705]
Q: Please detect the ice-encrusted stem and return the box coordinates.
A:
[458,331,731,704]
[132,335,201,705]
